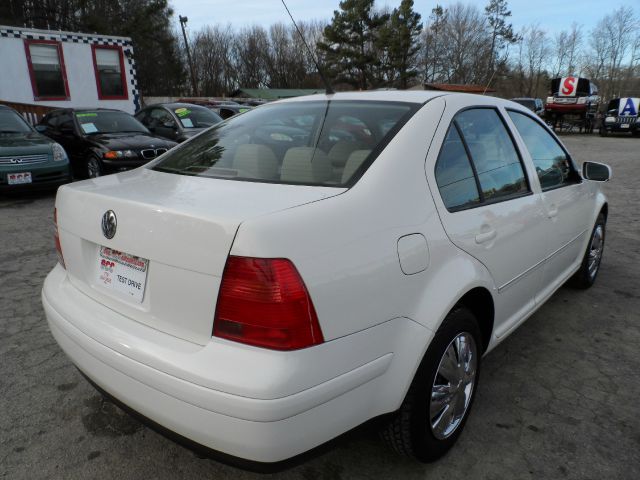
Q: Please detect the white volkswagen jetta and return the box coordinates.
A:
[43,91,610,466]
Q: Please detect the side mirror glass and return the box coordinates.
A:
[583,161,611,182]
[163,121,176,130]
[35,125,47,133]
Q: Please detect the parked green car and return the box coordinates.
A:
[0,105,71,192]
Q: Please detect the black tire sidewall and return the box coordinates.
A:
[87,155,103,178]
[572,213,606,289]
[408,307,482,462]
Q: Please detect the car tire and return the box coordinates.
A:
[87,155,104,179]
[380,306,482,462]
[569,213,606,289]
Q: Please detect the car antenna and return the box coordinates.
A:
[280,0,334,95]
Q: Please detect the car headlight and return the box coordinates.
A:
[51,143,67,162]
[546,97,554,104]
[605,117,616,123]
[577,97,587,104]
[103,150,137,159]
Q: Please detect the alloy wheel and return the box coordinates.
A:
[430,332,478,440]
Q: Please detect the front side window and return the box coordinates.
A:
[92,46,127,99]
[507,110,580,190]
[151,100,418,187]
[150,108,175,127]
[24,40,69,100]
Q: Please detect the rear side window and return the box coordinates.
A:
[507,110,580,190]
[435,108,529,211]
[151,100,418,187]
[435,127,480,210]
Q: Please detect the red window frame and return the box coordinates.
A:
[24,39,70,101]
[91,45,129,100]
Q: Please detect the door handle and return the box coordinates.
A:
[475,229,497,244]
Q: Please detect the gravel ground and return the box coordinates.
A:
[1,134,639,479]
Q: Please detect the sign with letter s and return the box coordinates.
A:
[559,77,577,97]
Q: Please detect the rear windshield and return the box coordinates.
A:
[76,111,148,135]
[150,100,419,187]
[174,105,222,128]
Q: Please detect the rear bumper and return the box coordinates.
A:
[42,264,431,462]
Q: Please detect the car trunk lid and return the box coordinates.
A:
[55,168,343,345]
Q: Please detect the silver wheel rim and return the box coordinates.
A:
[87,158,101,178]
[588,225,604,279]
[430,332,477,440]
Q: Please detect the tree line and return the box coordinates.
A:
[1,0,639,102]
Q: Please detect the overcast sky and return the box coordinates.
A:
[174,0,638,35]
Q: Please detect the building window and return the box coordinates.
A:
[92,45,128,100]
[24,40,70,101]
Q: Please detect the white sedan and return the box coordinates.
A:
[43,91,610,467]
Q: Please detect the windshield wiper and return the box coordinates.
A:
[0,130,23,133]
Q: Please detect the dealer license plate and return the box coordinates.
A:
[7,172,32,184]
[96,246,148,303]
[620,124,630,129]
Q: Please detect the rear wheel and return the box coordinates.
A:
[87,155,104,178]
[569,213,606,289]
[381,307,482,462]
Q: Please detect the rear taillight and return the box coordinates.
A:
[53,208,65,269]
[214,256,324,350]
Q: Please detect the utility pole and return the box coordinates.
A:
[179,15,198,97]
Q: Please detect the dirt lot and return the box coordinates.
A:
[1,135,639,479]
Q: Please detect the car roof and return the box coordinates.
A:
[142,103,208,110]
[46,107,125,115]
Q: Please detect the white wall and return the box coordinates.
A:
[0,30,137,114]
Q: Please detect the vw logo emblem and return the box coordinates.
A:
[101,210,117,239]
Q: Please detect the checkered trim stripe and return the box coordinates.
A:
[1,27,140,110]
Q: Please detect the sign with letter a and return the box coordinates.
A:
[618,98,639,117]
[559,77,577,97]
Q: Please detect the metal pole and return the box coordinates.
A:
[179,15,198,97]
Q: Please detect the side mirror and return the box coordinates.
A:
[163,121,177,130]
[583,161,611,182]
[35,125,47,133]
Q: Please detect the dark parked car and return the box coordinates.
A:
[600,97,640,136]
[38,108,176,178]
[176,98,253,120]
[511,97,544,116]
[135,103,222,143]
[0,105,71,192]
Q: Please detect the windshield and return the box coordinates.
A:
[0,109,33,134]
[174,106,222,129]
[151,100,418,187]
[76,111,149,135]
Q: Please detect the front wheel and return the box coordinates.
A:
[380,307,482,462]
[569,213,606,289]
[87,155,104,178]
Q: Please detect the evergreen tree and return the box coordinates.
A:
[484,0,518,73]
[318,0,388,89]
[387,0,422,88]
